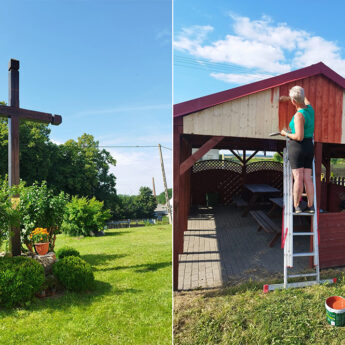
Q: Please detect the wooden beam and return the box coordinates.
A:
[230,150,243,163]
[179,136,224,176]
[0,105,62,125]
[324,158,331,183]
[245,150,259,164]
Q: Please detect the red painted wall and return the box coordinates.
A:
[279,75,343,143]
[319,212,345,268]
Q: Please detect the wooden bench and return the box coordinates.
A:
[232,195,248,208]
[249,210,281,247]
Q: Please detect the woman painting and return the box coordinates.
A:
[280,86,315,214]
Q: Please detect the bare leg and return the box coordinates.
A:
[292,168,304,208]
[303,168,314,207]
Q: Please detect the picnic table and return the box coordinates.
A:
[267,197,284,216]
[242,184,281,217]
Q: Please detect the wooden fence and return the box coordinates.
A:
[106,219,158,229]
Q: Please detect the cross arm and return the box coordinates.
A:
[0,105,62,125]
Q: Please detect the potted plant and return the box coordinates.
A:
[30,228,50,255]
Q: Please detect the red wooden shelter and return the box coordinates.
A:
[173,62,345,290]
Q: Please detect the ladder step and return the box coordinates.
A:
[293,252,316,257]
[293,212,315,216]
[287,273,317,278]
[293,232,314,236]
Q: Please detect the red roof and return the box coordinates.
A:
[174,62,345,118]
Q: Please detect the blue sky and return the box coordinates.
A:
[174,0,345,103]
[0,0,171,195]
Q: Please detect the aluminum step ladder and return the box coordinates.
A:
[263,138,336,292]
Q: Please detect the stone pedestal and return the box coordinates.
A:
[26,252,57,275]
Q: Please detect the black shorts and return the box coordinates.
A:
[287,137,314,169]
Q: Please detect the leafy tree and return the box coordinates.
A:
[135,187,157,219]
[46,134,117,210]
[156,188,172,205]
[115,194,138,220]
[273,152,283,163]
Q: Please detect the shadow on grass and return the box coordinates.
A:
[104,230,131,237]
[82,253,127,267]
[0,279,142,317]
[96,260,171,273]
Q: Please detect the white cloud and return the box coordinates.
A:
[174,25,214,51]
[174,14,345,84]
[107,148,172,196]
[230,14,305,51]
[50,138,63,145]
[294,36,345,75]
[210,72,273,84]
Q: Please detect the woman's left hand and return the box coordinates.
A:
[281,129,287,137]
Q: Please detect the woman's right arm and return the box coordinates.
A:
[304,97,310,105]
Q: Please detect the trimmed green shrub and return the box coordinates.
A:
[53,256,94,292]
[0,256,45,307]
[62,196,111,236]
[56,246,80,259]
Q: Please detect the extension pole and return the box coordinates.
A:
[158,144,172,224]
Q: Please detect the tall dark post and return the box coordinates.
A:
[8,59,21,256]
[158,144,172,224]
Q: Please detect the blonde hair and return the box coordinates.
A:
[289,86,305,104]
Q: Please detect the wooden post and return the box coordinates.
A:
[8,59,21,256]
[310,142,323,267]
[314,143,323,210]
[324,158,330,183]
[152,177,156,197]
[158,144,172,224]
[173,118,183,290]
[324,157,330,210]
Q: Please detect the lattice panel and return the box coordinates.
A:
[191,160,283,206]
[218,173,242,205]
[193,159,242,173]
[246,161,283,173]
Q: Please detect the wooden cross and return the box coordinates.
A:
[0,59,62,256]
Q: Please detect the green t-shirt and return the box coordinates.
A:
[289,105,314,139]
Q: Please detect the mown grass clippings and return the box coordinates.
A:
[175,272,345,345]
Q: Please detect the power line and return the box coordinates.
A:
[175,55,249,71]
[174,55,268,75]
[98,145,172,151]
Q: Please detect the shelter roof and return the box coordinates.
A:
[174,62,345,118]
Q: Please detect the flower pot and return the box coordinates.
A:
[34,242,49,255]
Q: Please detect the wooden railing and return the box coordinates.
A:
[322,176,345,186]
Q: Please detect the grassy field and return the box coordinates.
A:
[0,225,172,345]
[174,274,345,345]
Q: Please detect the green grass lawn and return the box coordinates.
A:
[0,225,172,345]
[174,275,345,345]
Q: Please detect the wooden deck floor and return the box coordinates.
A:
[178,205,310,290]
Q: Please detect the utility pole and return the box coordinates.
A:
[158,144,172,224]
[152,177,156,197]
